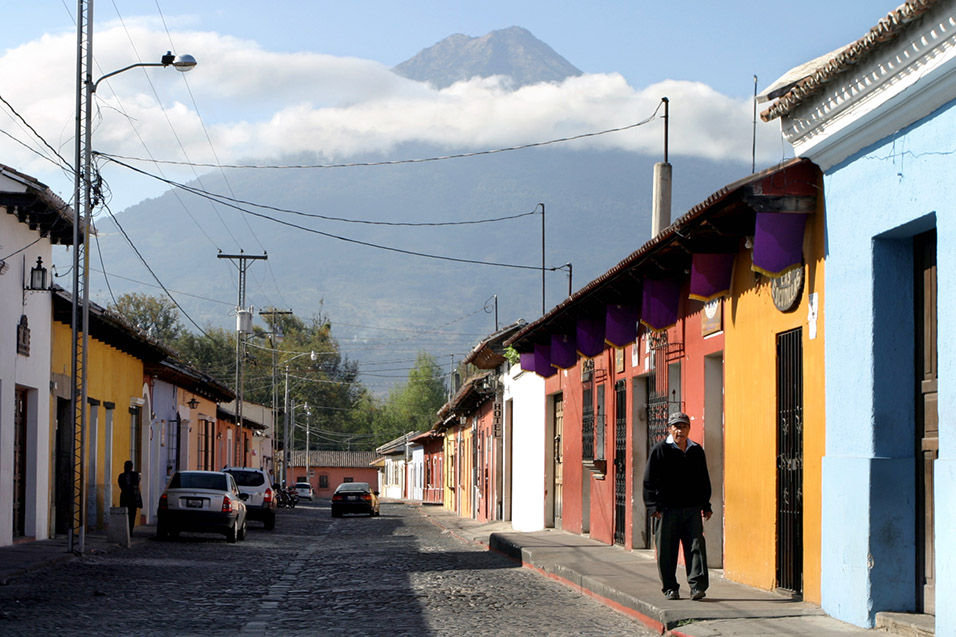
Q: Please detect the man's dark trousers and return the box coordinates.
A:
[654,506,708,593]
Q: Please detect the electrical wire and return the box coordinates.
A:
[100,116,662,170]
[101,200,211,338]
[102,155,567,272]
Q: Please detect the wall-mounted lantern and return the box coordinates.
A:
[25,257,50,291]
[187,397,200,410]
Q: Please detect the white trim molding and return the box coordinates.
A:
[782,4,956,170]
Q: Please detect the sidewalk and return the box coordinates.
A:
[413,504,871,637]
[0,524,155,585]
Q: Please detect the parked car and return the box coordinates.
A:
[294,482,314,501]
[330,482,380,517]
[157,470,248,543]
[223,467,277,529]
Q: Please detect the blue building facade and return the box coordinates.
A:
[762,0,956,631]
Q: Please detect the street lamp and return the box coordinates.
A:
[70,8,197,555]
[283,350,316,485]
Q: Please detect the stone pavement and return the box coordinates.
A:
[0,524,155,584]
[412,504,873,636]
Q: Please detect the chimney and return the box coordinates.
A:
[651,97,672,237]
[651,161,672,236]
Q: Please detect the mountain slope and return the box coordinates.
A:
[393,26,582,89]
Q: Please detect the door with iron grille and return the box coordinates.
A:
[915,230,937,614]
[614,380,627,545]
[776,328,803,594]
[646,340,670,543]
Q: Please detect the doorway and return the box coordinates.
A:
[703,353,724,568]
[776,328,803,594]
[13,389,28,538]
[552,393,564,529]
[54,398,72,535]
[613,380,627,545]
[914,229,936,614]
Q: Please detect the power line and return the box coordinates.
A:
[99,117,662,170]
[104,156,566,271]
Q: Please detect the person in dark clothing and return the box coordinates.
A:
[643,411,712,601]
[118,460,141,534]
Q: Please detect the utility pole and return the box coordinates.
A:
[218,250,267,465]
[260,309,292,474]
[540,203,546,316]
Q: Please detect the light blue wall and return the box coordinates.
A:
[822,99,956,630]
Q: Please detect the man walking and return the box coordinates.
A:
[643,411,712,601]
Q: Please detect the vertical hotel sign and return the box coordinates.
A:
[493,392,503,438]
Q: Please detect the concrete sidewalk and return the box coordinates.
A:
[413,504,871,636]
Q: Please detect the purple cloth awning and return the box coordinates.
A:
[689,253,735,302]
[576,316,606,358]
[752,212,807,277]
[550,332,578,369]
[605,304,639,348]
[519,351,536,374]
[533,343,556,378]
[641,277,682,332]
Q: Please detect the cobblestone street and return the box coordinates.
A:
[0,502,654,636]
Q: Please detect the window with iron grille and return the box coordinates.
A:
[582,359,594,462]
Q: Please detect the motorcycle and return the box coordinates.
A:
[275,487,291,508]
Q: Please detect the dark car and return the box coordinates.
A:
[223,467,277,529]
[331,482,380,517]
[156,470,248,542]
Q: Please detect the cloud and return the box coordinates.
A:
[0,23,782,207]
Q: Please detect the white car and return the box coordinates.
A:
[294,482,314,501]
[156,470,248,543]
[223,467,277,530]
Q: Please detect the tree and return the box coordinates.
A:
[109,292,184,343]
[373,351,447,443]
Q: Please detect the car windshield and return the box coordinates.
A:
[295,483,310,489]
[335,483,369,493]
[225,470,265,487]
[169,472,227,491]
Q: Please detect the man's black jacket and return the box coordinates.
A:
[642,439,712,514]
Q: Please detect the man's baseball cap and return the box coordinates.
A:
[667,412,690,427]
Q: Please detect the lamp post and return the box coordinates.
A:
[70,0,196,555]
[282,350,316,486]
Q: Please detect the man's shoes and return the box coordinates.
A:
[691,588,706,601]
[664,589,680,600]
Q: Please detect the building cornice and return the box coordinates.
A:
[780,2,956,170]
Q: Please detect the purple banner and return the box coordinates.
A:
[752,212,807,276]
[605,304,639,348]
[550,332,578,369]
[534,343,556,378]
[519,351,536,374]
[641,277,682,332]
[576,316,606,358]
[689,253,735,302]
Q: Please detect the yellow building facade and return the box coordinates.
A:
[50,319,151,532]
[723,187,826,603]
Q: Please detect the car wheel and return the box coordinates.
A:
[264,512,276,530]
[156,523,168,540]
[331,510,341,518]
[238,518,248,541]
[227,521,238,543]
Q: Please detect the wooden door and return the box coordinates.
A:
[915,230,937,614]
[13,389,28,538]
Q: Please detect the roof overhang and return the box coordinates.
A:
[507,158,819,355]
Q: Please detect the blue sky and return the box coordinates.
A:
[0,1,891,210]
[0,1,899,383]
